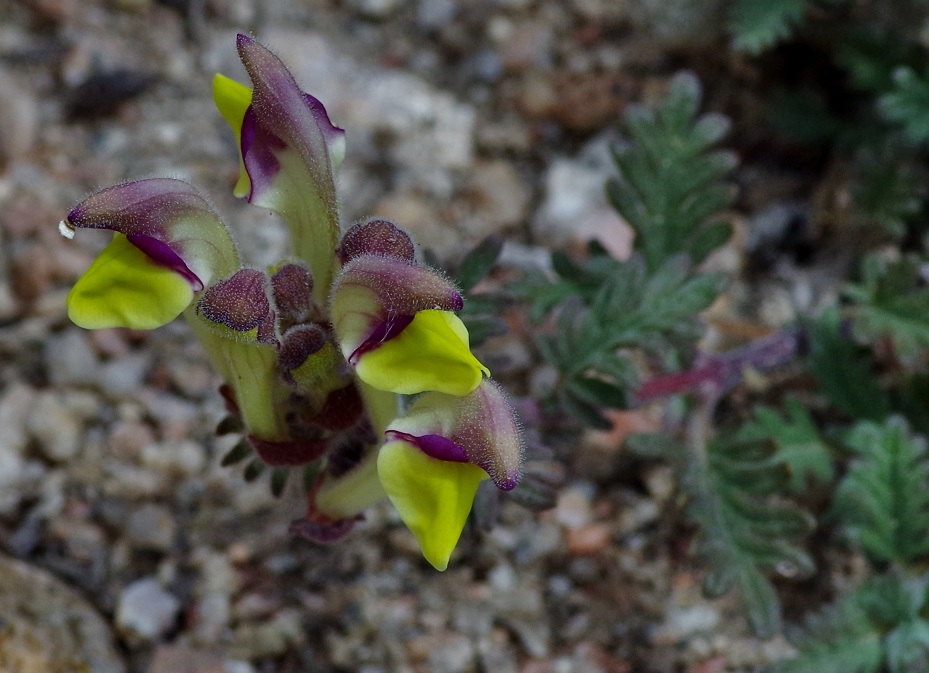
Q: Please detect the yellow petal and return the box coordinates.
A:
[356,310,490,396]
[67,233,194,330]
[378,439,487,571]
[212,73,253,198]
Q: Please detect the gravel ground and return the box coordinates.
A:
[0,1,827,672]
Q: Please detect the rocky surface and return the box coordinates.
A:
[0,1,825,672]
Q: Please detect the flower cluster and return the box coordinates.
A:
[60,34,523,571]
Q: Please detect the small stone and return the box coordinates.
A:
[566,522,612,556]
[26,391,85,461]
[498,20,553,72]
[347,0,404,20]
[462,159,532,231]
[554,484,595,530]
[0,67,38,165]
[0,554,125,673]
[116,577,181,641]
[142,439,207,477]
[427,633,477,673]
[126,503,177,551]
[11,244,54,304]
[45,329,101,388]
[230,608,304,659]
[146,645,224,673]
[99,352,152,397]
[532,133,634,257]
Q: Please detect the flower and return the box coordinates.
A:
[378,380,524,570]
[329,219,490,397]
[61,33,524,572]
[62,178,239,330]
[213,34,345,303]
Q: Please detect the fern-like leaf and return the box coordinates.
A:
[845,254,929,361]
[736,397,835,493]
[769,580,884,673]
[688,436,815,637]
[606,72,736,272]
[879,67,929,143]
[534,255,725,425]
[806,308,891,420]
[729,0,808,54]
[834,417,929,565]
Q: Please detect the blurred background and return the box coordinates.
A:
[2,0,928,671]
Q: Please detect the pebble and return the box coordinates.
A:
[45,329,101,388]
[116,577,181,641]
[0,554,125,673]
[532,132,634,257]
[565,522,612,556]
[229,608,304,659]
[126,503,177,551]
[0,66,38,165]
[347,0,405,20]
[26,391,86,461]
[553,484,595,530]
[141,439,207,477]
[462,159,532,231]
[99,352,152,397]
[146,645,225,673]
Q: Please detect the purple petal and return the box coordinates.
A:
[128,234,203,291]
[67,177,239,284]
[452,381,523,491]
[333,255,464,317]
[386,430,469,463]
[348,313,414,365]
[235,34,344,204]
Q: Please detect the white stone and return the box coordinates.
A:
[116,577,181,641]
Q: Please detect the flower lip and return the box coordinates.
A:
[128,234,204,291]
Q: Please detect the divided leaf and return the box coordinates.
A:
[879,67,929,144]
[770,580,884,673]
[533,255,725,426]
[607,72,737,272]
[845,254,929,361]
[806,308,891,420]
[736,397,835,493]
[834,417,929,565]
[687,436,815,637]
[729,0,808,54]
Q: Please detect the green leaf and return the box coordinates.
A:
[887,620,929,673]
[834,417,929,565]
[879,67,929,143]
[687,436,815,637]
[456,234,504,293]
[736,397,835,493]
[729,0,808,54]
[220,438,253,467]
[851,148,923,239]
[806,307,892,420]
[607,72,737,272]
[846,254,929,360]
[529,255,724,426]
[769,580,884,673]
